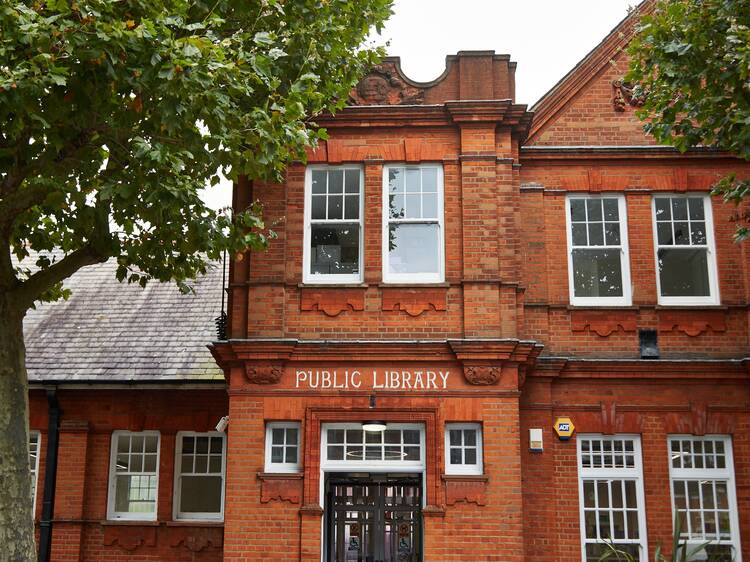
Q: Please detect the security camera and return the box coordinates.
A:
[215,415,229,432]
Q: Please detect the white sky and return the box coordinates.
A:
[202,0,637,210]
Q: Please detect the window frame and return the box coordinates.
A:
[320,422,425,471]
[565,194,632,306]
[107,430,161,521]
[29,430,41,516]
[264,422,302,473]
[444,423,483,476]
[302,164,365,284]
[667,435,742,561]
[381,163,445,284]
[173,431,227,522]
[651,194,720,306]
[576,434,648,562]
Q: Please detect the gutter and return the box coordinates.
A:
[37,388,60,562]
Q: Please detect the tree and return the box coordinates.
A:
[0,0,392,557]
[627,0,750,239]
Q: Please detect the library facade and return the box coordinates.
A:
[26,5,750,562]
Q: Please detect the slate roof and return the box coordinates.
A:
[23,257,225,383]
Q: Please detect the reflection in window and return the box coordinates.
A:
[567,196,630,305]
[384,166,443,283]
[654,196,717,302]
[306,167,362,282]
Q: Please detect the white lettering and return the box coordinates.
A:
[295,370,308,388]
[350,370,361,388]
[439,371,449,389]
[373,370,385,389]
[402,371,412,389]
[321,370,332,388]
[389,370,400,389]
[426,371,437,389]
[413,371,424,389]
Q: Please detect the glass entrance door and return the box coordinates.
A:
[325,474,422,562]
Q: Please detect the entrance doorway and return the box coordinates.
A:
[324,474,422,562]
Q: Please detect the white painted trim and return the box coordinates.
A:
[29,430,41,516]
[565,194,632,306]
[651,195,720,306]
[444,423,483,475]
[576,434,648,562]
[381,164,445,284]
[302,165,364,284]
[264,421,302,473]
[107,430,161,521]
[667,435,742,561]
[173,431,226,522]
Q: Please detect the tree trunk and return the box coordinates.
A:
[0,292,36,561]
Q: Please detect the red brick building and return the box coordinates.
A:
[27,3,750,561]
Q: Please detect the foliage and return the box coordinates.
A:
[627,0,750,240]
[0,0,393,304]
[598,512,730,562]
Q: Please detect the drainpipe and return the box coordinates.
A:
[38,388,60,562]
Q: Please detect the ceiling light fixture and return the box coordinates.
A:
[362,420,387,432]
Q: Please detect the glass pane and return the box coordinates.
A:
[388,223,439,275]
[345,169,360,193]
[716,482,729,509]
[658,222,674,245]
[464,448,477,465]
[389,193,405,219]
[604,223,621,245]
[310,224,360,276]
[404,193,421,219]
[655,198,671,220]
[449,448,462,464]
[311,194,326,220]
[145,435,158,454]
[673,481,687,509]
[180,454,194,474]
[572,249,624,297]
[612,481,623,508]
[404,446,420,461]
[180,475,222,514]
[627,511,639,539]
[327,194,343,219]
[286,428,298,446]
[403,430,419,444]
[422,167,437,192]
[344,195,359,220]
[689,198,705,220]
[328,169,343,193]
[131,435,144,452]
[690,221,706,244]
[271,446,284,463]
[583,482,595,508]
[405,169,420,193]
[285,446,297,464]
[422,193,438,219]
[365,431,382,444]
[384,446,400,460]
[658,248,710,297]
[311,170,326,194]
[327,445,344,460]
[272,428,284,445]
[196,437,209,454]
[570,199,586,221]
[449,430,462,446]
[210,438,223,454]
[613,511,625,539]
[365,446,380,460]
[603,199,619,221]
[584,510,597,539]
[571,223,588,246]
[672,198,688,220]
[673,221,690,244]
[384,430,400,444]
[328,429,345,444]
[130,454,143,472]
[464,430,476,446]
[143,454,157,473]
[182,437,195,454]
[624,481,637,508]
[346,445,363,459]
[588,222,604,246]
[195,454,208,473]
[389,168,404,193]
[209,456,222,473]
[587,199,603,221]
[116,454,129,472]
[346,430,363,444]
[597,481,609,508]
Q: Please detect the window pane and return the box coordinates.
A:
[673,222,690,244]
[403,446,420,461]
[405,169,421,193]
[311,195,326,220]
[572,249,624,297]
[196,437,209,454]
[464,448,477,465]
[422,193,438,219]
[403,430,419,444]
[690,221,706,245]
[285,446,297,464]
[604,223,621,245]
[182,437,195,454]
[449,448,462,464]
[328,169,343,193]
[210,438,223,454]
[311,170,326,194]
[657,222,674,245]
[464,430,477,446]
[688,198,705,220]
[384,430,400,444]
[327,445,344,460]
[404,193,421,219]
[655,198,671,220]
[328,429,345,444]
[587,199,603,221]
[570,199,586,221]
[344,195,359,220]
[180,475,222,514]
[286,429,298,446]
[449,430,462,446]
[658,248,710,297]
[603,199,619,221]
[571,223,588,246]
[388,168,404,193]
[327,194,343,219]
[345,169,359,193]
[145,435,158,454]
[272,428,284,445]
[115,474,156,514]
[388,223,439,275]
[389,192,405,219]
[422,168,437,192]
[588,223,604,246]
[672,198,688,220]
[271,446,284,463]
[310,224,360,275]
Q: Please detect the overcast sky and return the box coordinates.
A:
[202,0,637,210]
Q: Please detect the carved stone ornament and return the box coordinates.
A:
[463,365,502,386]
[349,62,425,106]
[245,363,283,385]
[612,79,646,112]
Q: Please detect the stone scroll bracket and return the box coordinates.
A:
[102,525,157,552]
[448,339,543,389]
[381,287,447,317]
[570,309,637,337]
[300,288,366,317]
[658,309,727,337]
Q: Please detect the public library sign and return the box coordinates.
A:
[294,369,450,390]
